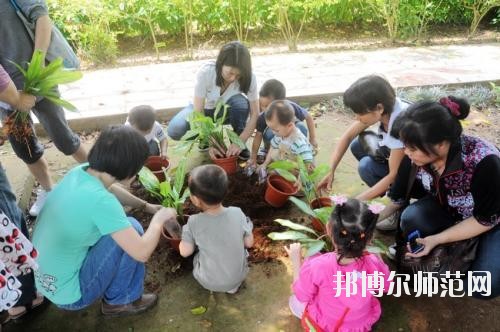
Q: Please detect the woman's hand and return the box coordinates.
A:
[317,171,334,192]
[226,143,242,157]
[15,92,36,112]
[405,234,440,258]
[208,147,224,159]
[150,207,177,228]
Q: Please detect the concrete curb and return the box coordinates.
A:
[34,79,500,135]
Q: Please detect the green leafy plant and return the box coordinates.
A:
[268,219,331,256]
[178,102,245,157]
[4,51,83,155]
[463,0,499,37]
[138,158,190,215]
[289,196,333,229]
[490,82,500,107]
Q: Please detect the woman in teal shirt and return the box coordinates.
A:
[33,126,177,316]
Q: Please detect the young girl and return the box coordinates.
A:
[318,75,410,232]
[286,198,390,331]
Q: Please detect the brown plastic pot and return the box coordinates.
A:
[264,174,298,208]
[145,156,170,182]
[211,155,239,175]
[310,197,333,233]
[161,215,189,252]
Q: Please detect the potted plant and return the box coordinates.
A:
[139,158,190,251]
[179,102,246,174]
[144,156,170,182]
[264,160,299,207]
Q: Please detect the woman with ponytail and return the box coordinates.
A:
[285,198,391,331]
[383,95,500,299]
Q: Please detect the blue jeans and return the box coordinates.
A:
[350,137,388,187]
[0,165,36,307]
[401,196,500,299]
[167,94,250,140]
[262,121,308,150]
[58,217,145,310]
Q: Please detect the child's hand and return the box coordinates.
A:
[284,242,302,265]
[306,162,315,172]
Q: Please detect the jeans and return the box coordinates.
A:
[400,196,500,298]
[350,137,388,187]
[58,217,145,310]
[262,121,308,150]
[148,140,160,156]
[167,94,250,140]
[0,165,36,307]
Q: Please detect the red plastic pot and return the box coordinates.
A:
[145,156,170,182]
[310,197,333,233]
[161,215,189,252]
[264,174,298,208]
[211,155,239,175]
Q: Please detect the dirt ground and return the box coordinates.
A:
[4,100,500,331]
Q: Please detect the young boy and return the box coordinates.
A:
[250,79,317,165]
[126,105,168,157]
[179,165,254,293]
[258,100,314,171]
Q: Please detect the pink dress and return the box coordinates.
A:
[292,252,391,332]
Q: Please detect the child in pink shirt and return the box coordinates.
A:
[286,198,391,332]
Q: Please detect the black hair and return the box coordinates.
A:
[188,165,228,205]
[215,41,252,94]
[329,198,378,262]
[88,125,149,180]
[391,95,469,155]
[128,105,156,132]
[259,79,286,99]
[265,100,295,125]
[343,75,396,115]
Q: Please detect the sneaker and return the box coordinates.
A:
[238,148,250,161]
[376,214,398,232]
[256,148,267,164]
[29,189,48,217]
[101,293,158,317]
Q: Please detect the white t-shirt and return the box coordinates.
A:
[194,61,258,109]
[125,120,166,143]
[379,98,410,149]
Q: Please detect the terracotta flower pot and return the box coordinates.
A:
[161,215,189,252]
[211,155,238,175]
[145,156,170,182]
[310,197,333,233]
[264,174,298,208]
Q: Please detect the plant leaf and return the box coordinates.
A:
[313,206,333,225]
[268,160,298,171]
[190,306,207,315]
[301,240,325,257]
[274,218,317,235]
[288,197,316,218]
[267,230,310,241]
[274,169,297,183]
[174,158,187,195]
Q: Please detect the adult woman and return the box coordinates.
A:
[384,96,499,299]
[317,75,409,231]
[32,126,178,315]
[167,41,259,160]
[0,64,42,322]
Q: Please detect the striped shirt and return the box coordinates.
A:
[270,127,313,163]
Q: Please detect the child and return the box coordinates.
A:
[179,165,254,293]
[258,100,314,171]
[126,105,168,157]
[286,198,391,331]
[250,79,317,165]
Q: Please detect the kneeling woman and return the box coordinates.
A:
[32,126,177,315]
[386,96,500,298]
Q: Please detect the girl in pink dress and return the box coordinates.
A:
[286,198,391,332]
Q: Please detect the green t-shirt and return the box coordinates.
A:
[33,164,131,305]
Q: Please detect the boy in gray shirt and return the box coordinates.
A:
[179,165,254,293]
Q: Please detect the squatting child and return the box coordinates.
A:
[179,165,254,293]
[126,105,168,157]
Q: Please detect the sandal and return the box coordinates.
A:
[7,294,47,322]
